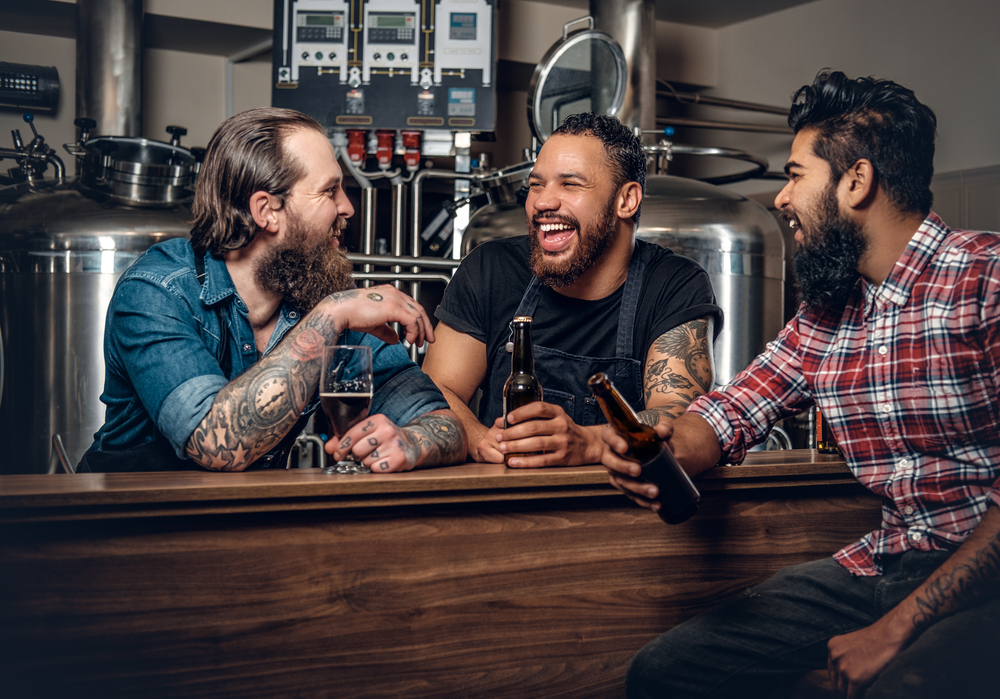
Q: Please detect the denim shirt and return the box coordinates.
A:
[84,237,448,468]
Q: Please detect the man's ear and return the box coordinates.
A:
[841,159,875,209]
[249,191,281,233]
[616,181,643,221]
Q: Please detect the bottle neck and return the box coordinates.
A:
[591,379,640,428]
[510,323,534,374]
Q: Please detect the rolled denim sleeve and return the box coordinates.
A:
[108,276,230,456]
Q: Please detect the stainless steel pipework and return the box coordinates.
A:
[76,0,142,137]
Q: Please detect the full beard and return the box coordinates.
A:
[254,214,355,313]
[527,199,617,288]
[791,185,868,313]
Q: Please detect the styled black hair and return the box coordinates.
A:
[788,71,937,215]
[551,112,646,224]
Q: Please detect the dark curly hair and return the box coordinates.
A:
[190,108,326,255]
[551,112,646,224]
[788,70,937,215]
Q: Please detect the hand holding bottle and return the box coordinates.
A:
[590,372,700,524]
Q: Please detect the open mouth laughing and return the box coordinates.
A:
[534,218,578,253]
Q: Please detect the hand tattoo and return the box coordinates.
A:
[402,413,465,467]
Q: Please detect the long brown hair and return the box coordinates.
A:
[190,108,326,255]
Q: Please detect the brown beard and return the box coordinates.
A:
[526,193,618,288]
[254,211,355,312]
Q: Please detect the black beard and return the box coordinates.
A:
[792,185,868,312]
[527,198,617,288]
[254,214,355,313]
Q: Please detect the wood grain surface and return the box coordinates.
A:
[0,452,882,698]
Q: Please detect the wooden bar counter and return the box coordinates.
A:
[0,451,880,698]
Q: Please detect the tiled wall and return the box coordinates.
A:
[932,165,1000,232]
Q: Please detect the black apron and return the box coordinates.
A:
[481,249,646,427]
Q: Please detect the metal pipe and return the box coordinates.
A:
[591,0,656,136]
[654,116,791,135]
[353,271,454,285]
[652,143,769,186]
[346,253,460,269]
[656,85,789,116]
[76,0,143,136]
[360,188,376,281]
[391,179,406,289]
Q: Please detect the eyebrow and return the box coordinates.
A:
[783,160,803,176]
[527,170,588,182]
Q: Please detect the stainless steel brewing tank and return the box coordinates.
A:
[463,173,785,387]
[0,179,192,474]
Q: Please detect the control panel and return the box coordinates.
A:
[272,0,497,135]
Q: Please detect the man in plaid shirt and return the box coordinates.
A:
[602,71,999,699]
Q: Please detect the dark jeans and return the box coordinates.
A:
[627,551,1000,698]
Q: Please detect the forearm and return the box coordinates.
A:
[879,504,1000,644]
[438,385,489,458]
[400,410,468,467]
[668,413,723,477]
[185,306,341,470]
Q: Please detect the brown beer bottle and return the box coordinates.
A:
[588,372,699,524]
[815,407,841,454]
[503,316,543,466]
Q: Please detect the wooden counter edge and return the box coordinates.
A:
[0,450,856,522]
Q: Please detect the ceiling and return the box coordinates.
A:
[528,0,819,29]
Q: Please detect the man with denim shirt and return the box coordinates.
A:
[80,108,465,472]
[601,72,1000,698]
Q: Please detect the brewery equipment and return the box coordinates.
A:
[0,0,196,474]
[0,125,197,474]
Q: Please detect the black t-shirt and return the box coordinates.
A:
[435,236,723,396]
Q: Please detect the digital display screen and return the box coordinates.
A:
[305,15,337,26]
[450,13,477,40]
[375,15,408,28]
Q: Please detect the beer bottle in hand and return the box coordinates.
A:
[588,372,699,524]
[503,316,543,466]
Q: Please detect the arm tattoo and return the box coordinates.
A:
[643,319,713,419]
[185,306,343,471]
[401,413,465,467]
[911,532,1000,629]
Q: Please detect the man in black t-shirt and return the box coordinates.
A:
[423,113,722,467]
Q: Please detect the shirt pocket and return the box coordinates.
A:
[897,357,997,452]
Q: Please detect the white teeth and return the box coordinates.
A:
[788,220,798,229]
[539,223,573,232]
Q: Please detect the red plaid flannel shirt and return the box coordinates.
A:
[689,213,1000,575]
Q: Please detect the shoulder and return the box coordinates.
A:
[463,236,530,268]
[112,238,200,311]
[119,237,196,286]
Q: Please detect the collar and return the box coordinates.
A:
[863,212,949,317]
[198,251,238,306]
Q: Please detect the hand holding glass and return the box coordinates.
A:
[320,345,373,474]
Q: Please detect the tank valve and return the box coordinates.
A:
[346,129,368,164]
[375,129,395,170]
[401,130,422,172]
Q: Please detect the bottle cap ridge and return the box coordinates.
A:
[512,316,533,323]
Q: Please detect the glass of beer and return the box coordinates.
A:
[320,345,373,474]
